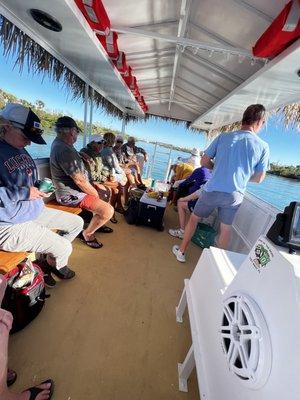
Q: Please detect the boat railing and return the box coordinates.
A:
[144,142,173,182]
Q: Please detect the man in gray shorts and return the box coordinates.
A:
[172,104,270,262]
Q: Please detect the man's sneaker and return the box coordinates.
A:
[168,228,184,239]
[172,245,186,263]
[43,272,57,288]
[37,259,56,287]
[49,265,76,280]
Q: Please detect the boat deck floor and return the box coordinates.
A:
[9,206,202,399]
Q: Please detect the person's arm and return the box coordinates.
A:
[249,171,266,183]
[250,144,270,184]
[135,146,148,161]
[201,135,220,169]
[0,185,46,202]
[71,172,98,196]
[111,152,123,174]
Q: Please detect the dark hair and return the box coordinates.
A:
[103,132,116,147]
[242,104,266,125]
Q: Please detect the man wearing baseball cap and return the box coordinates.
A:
[50,116,114,248]
[0,104,84,286]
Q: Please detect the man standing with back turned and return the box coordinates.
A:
[172,104,270,262]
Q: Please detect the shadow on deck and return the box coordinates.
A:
[9,206,202,400]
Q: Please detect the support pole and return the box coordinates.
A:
[88,87,94,143]
[83,83,89,147]
[121,113,127,138]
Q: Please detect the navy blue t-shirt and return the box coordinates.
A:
[0,140,43,225]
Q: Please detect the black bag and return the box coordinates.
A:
[1,260,48,333]
[137,202,165,231]
[124,197,140,225]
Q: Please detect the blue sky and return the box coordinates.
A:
[0,46,299,165]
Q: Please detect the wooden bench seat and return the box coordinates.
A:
[0,202,82,274]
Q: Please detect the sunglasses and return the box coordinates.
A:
[116,140,123,144]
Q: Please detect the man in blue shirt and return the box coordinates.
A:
[172,104,270,262]
[0,104,84,285]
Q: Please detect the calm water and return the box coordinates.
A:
[27,134,300,211]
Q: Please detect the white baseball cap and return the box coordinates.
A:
[191,147,200,156]
[88,134,104,144]
[1,103,46,144]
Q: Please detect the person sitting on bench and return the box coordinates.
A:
[50,117,114,249]
[0,104,83,287]
[80,134,120,224]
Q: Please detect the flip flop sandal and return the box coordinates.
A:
[79,232,103,249]
[7,368,17,387]
[23,379,54,400]
[110,216,118,224]
[97,225,113,233]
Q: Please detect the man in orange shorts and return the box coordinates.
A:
[50,117,114,249]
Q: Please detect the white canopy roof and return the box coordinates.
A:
[0,0,299,129]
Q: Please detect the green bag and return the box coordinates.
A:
[191,223,217,249]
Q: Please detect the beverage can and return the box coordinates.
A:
[37,178,54,193]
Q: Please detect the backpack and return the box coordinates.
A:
[1,259,48,333]
[124,188,144,225]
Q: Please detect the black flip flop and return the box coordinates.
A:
[7,368,17,387]
[23,379,54,400]
[97,225,113,233]
[79,232,103,249]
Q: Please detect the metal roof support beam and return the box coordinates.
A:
[168,0,193,112]
[190,22,240,48]
[231,0,273,22]
[107,27,262,59]
[178,76,221,101]
[133,64,174,71]
[176,86,214,107]
[180,64,230,92]
[174,93,207,113]
[185,52,243,85]
[130,20,178,30]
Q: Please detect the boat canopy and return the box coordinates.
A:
[0,0,299,131]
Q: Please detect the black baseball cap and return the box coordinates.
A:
[1,103,46,144]
[55,116,82,131]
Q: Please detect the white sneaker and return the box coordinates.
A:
[172,245,186,263]
[169,228,184,239]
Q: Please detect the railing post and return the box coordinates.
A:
[148,141,158,180]
[164,150,173,182]
[83,82,89,147]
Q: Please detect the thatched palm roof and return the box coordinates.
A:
[0,14,299,137]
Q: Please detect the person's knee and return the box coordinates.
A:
[53,235,73,257]
[73,214,84,231]
[95,202,114,220]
